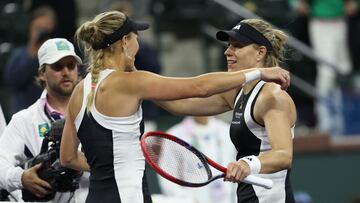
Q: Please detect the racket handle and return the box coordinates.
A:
[243,175,273,189]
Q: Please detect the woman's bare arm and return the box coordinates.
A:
[60,83,90,172]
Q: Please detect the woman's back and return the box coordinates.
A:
[74,70,150,203]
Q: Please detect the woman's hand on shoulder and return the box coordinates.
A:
[259,67,290,91]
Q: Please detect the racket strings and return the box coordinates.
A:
[145,136,211,183]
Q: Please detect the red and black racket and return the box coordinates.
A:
[141,131,273,189]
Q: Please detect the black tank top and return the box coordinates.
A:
[229,81,295,203]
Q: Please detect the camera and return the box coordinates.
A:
[21,119,82,202]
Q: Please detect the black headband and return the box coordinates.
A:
[92,17,149,50]
[216,23,273,52]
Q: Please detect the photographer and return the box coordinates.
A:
[0,38,88,202]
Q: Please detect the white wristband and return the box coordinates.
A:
[244,69,261,83]
[240,155,261,174]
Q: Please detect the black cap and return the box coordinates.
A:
[93,17,150,50]
[216,23,273,52]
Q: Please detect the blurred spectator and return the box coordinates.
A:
[0,105,5,136]
[353,193,360,203]
[3,6,56,115]
[348,5,360,72]
[76,0,151,26]
[29,0,77,43]
[135,40,162,131]
[289,0,358,135]
[158,116,236,203]
[111,1,163,131]
[151,194,196,203]
[286,4,317,129]
[294,191,313,203]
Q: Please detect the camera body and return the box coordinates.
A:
[21,119,81,202]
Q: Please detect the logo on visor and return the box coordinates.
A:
[233,25,241,30]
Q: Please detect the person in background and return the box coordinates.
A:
[158,116,237,203]
[158,18,297,202]
[353,193,360,203]
[0,105,6,136]
[294,191,313,203]
[289,0,358,135]
[0,38,88,202]
[59,10,290,203]
[30,0,78,43]
[3,6,56,115]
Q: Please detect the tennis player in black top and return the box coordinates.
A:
[159,18,296,203]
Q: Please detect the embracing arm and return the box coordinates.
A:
[135,68,251,100]
[156,91,234,116]
[60,85,90,172]
[156,67,290,116]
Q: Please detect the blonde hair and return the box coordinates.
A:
[75,11,127,113]
[241,19,288,67]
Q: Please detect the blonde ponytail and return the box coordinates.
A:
[74,11,127,113]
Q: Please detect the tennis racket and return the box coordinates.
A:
[140,131,273,189]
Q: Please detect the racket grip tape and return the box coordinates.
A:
[243,175,273,189]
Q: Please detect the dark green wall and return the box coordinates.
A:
[292,152,360,203]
